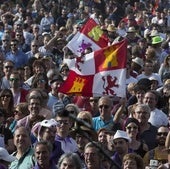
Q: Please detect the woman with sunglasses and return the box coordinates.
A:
[0,89,14,120]
[124,118,148,157]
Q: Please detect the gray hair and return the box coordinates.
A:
[57,153,82,169]
[135,104,151,114]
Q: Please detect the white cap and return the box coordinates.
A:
[113,130,131,142]
[0,147,16,162]
[40,119,57,128]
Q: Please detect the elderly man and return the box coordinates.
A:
[9,126,34,169]
[17,95,45,130]
[132,104,158,150]
[92,96,124,132]
[143,90,168,128]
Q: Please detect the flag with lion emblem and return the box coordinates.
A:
[66,18,109,56]
[59,40,127,97]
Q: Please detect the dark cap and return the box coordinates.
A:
[50,74,63,84]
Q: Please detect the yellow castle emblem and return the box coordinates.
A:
[68,77,86,93]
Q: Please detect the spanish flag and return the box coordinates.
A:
[59,40,127,97]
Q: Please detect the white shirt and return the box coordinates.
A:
[148,108,168,128]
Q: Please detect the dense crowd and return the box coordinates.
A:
[0,0,170,169]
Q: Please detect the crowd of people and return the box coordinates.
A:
[0,0,170,169]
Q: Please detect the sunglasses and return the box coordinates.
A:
[32,45,38,47]
[2,39,9,42]
[14,110,21,115]
[126,126,138,130]
[5,66,13,69]
[56,120,69,126]
[157,132,168,137]
[99,105,110,109]
[1,94,11,98]
[10,78,20,81]
[68,110,75,114]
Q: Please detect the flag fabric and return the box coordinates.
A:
[66,18,109,56]
[59,40,127,97]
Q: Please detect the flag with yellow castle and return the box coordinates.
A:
[59,40,127,97]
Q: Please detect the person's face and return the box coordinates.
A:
[156,127,169,146]
[75,134,89,151]
[51,80,63,93]
[134,107,150,124]
[0,92,12,106]
[89,97,98,110]
[2,38,10,47]
[144,62,153,74]
[34,65,44,74]
[41,127,56,143]
[98,98,112,119]
[9,73,21,89]
[37,77,47,89]
[56,116,70,136]
[113,138,129,155]
[28,98,40,117]
[43,36,50,45]
[136,90,145,103]
[14,128,31,149]
[84,147,100,169]
[60,157,76,169]
[10,41,18,52]
[123,159,137,169]
[143,92,157,109]
[125,122,139,139]
[31,43,38,53]
[98,131,108,146]
[15,32,22,41]
[35,144,50,167]
[3,61,14,76]
[14,108,24,120]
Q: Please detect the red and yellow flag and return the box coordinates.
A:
[59,40,127,97]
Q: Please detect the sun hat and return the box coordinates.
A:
[0,147,16,162]
[113,130,131,142]
[69,125,97,141]
[132,57,144,67]
[127,26,136,33]
[31,119,58,137]
[107,24,117,32]
[152,36,163,45]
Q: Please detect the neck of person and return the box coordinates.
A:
[38,162,50,169]
[16,146,30,159]
[139,122,150,133]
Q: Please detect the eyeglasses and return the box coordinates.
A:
[157,132,168,137]
[56,120,69,126]
[126,126,138,130]
[4,66,13,69]
[10,78,20,81]
[89,99,98,103]
[99,105,110,109]
[1,94,11,98]
[16,34,21,37]
[11,44,17,46]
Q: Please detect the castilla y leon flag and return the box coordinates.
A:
[59,40,127,97]
[66,18,109,56]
